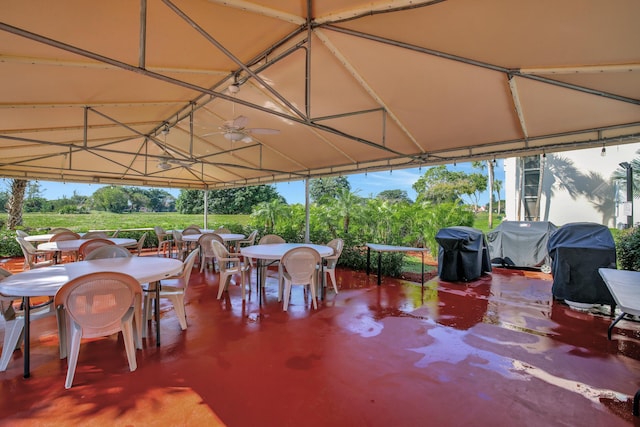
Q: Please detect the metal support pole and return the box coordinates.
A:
[619,162,634,228]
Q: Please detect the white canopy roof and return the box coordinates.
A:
[1,0,639,191]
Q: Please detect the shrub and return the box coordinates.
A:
[616,227,640,271]
[0,230,22,257]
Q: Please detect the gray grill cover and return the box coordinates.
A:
[547,222,617,305]
[486,221,557,269]
[436,226,492,282]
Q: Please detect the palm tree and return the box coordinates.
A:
[472,160,495,228]
[493,179,503,215]
[252,199,287,231]
[7,179,27,229]
[334,188,362,234]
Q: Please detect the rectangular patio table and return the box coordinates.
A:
[366,244,429,288]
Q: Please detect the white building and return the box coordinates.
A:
[504,142,639,228]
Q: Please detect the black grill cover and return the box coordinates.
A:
[547,222,617,305]
[436,226,492,282]
[486,221,557,269]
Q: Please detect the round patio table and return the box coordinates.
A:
[37,237,136,252]
[0,256,183,378]
[240,243,333,305]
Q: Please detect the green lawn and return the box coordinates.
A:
[19,211,250,232]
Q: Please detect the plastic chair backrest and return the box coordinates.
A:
[81,231,108,239]
[54,272,141,338]
[258,234,286,245]
[16,236,37,256]
[211,241,239,273]
[170,249,199,286]
[281,247,321,283]
[182,227,200,235]
[133,232,148,255]
[50,228,74,234]
[325,238,344,269]
[198,233,223,256]
[15,230,29,238]
[49,231,80,241]
[154,226,167,239]
[78,238,115,260]
[245,230,258,244]
[84,245,132,260]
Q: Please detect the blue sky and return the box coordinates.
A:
[6,161,504,206]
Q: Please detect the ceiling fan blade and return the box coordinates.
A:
[248,128,280,135]
[201,131,223,137]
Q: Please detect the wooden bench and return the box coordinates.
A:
[366,244,429,287]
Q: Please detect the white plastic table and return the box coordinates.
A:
[598,267,640,417]
[181,233,245,243]
[37,237,136,252]
[598,268,640,340]
[241,243,333,305]
[0,256,183,378]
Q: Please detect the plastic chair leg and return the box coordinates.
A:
[64,323,82,389]
[0,318,25,371]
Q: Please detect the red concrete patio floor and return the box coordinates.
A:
[1,256,639,426]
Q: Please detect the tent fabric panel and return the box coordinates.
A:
[514,77,640,137]
[338,0,640,69]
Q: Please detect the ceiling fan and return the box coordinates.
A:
[203,115,280,143]
[155,124,197,170]
[156,158,195,170]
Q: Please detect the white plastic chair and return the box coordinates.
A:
[258,234,285,245]
[128,232,148,256]
[198,233,224,272]
[323,238,344,294]
[154,226,173,257]
[172,230,188,260]
[80,231,108,239]
[78,238,115,260]
[212,241,251,300]
[16,237,54,270]
[143,249,198,333]
[54,271,141,389]
[234,230,258,253]
[0,268,56,372]
[49,231,81,263]
[278,247,321,311]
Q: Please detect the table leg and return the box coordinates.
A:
[608,311,626,340]
[23,296,30,378]
[421,252,425,289]
[154,281,161,347]
[257,259,263,306]
[366,247,371,275]
[377,251,382,286]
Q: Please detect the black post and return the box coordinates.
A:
[619,162,634,228]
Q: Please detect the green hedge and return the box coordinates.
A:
[616,226,640,271]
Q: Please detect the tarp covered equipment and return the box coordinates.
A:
[487,221,557,271]
[547,222,617,305]
[436,226,492,282]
